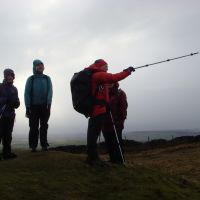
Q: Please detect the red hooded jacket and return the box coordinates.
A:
[85,60,131,117]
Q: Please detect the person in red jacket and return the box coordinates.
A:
[85,59,134,166]
[102,82,127,164]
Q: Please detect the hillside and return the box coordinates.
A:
[0,142,200,200]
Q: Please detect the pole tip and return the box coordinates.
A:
[191,52,199,56]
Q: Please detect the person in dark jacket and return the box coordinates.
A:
[85,59,134,166]
[24,59,53,152]
[102,82,128,164]
[0,68,20,160]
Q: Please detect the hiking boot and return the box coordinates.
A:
[3,153,17,160]
[108,157,124,165]
[31,148,37,152]
[42,147,48,152]
[85,158,108,167]
[111,160,124,165]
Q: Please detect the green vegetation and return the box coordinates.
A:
[0,143,200,200]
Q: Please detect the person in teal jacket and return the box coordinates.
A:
[24,59,53,152]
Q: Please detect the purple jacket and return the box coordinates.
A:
[0,82,20,118]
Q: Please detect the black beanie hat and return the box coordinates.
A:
[4,68,15,79]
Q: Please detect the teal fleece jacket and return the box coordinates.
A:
[24,60,53,108]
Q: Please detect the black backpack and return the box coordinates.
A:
[70,69,96,118]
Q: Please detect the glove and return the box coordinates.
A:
[26,108,31,118]
[12,101,20,108]
[123,66,135,73]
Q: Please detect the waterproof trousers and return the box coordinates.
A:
[29,105,50,149]
[87,114,106,162]
[0,117,14,156]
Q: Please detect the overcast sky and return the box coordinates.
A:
[0,0,199,141]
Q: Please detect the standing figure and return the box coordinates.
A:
[85,59,134,166]
[102,82,128,164]
[24,59,53,152]
[0,68,20,159]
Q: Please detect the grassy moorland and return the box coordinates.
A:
[0,143,200,200]
[127,143,200,188]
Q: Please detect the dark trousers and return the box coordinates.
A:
[29,105,50,149]
[103,128,124,163]
[87,114,106,161]
[0,117,15,155]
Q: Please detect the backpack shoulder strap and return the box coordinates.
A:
[30,75,34,106]
[87,70,98,97]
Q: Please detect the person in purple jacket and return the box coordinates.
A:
[0,68,20,160]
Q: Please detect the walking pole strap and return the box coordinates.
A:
[135,52,199,69]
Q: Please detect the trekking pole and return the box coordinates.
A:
[109,111,125,165]
[134,52,199,69]
[98,133,101,144]
[0,104,7,120]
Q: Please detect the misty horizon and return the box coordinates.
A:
[12,128,200,148]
